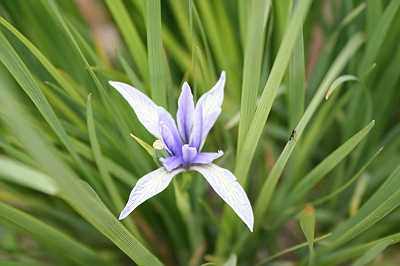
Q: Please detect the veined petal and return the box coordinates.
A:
[193,71,225,145]
[189,104,203,150]
[192,150,224,164]
[160,156,183,171]
[159,108,182,156]
[109,81,161,139]
[182,144,197,167]
[177,82,194,144]
[119,167,184,220]
[191,163,254,231]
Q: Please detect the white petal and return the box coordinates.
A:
[109,81,161,139]
[193,71,225,146]
[119,167,184,219]
[191,163,254,231]
[177,82,194,143]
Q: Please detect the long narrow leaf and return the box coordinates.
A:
[236,0,270,156]
[146,0,166,107]
[319,164,400,254]
[252,33,365,230]
[0,156,58,195]
[283,120,375,209]
[0,29,90,180]
[104,0,148,80]
[0,202,113,266]
[0,80,163,266]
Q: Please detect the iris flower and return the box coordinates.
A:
[109,71,254,231]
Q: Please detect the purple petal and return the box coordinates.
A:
[189,104,203,150]
[158,108,182,156]
[192,150,223,164]
[177,83,194,144]
[109,81,161,139]
[119,167,185,219]
[181,144,198,167]
[192,71,225,146]
[190,163,254,232]
[160,156,183,171]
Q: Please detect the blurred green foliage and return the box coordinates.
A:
[0,0,399,265]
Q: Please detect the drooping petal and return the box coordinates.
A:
[181,144,197,167]
[119,167,185,220]
[193,71,225,145]
[189,104,203,150]
[158,108,182,156]
[160,156,183,171]
[190,163,254,231]
[109,81,161,139]
[192,150,224,164]
[177,82,194,144]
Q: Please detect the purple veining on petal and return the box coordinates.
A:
[115,71,254,232]
[160,156,184,171]
[181,144,198,168]
[190,104,203,150]
[192,150,224,164]
[109,81,161,139]
[194,71,225,144]
[177,82,194,144]
[160,124,178,156]
[200,108,221,145]
[158,108,182,156]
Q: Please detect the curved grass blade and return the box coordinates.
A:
[0,156,58,195]
[236,0,271,156]
[45,0,151,173]
[0,29,91,180]
[216,0,312,253]
[234,0,313,185]
[317,232,400,266]
[252,32,366,231]
[350,239,392,266]
[104,0,148,80]
[0,16,85,106]
[115,48,145,93]
[283,120,375,209]
[325,75,358,100]
[0,202,113,266]
[1,80,163,266]
[86,94,144,240]
[87,94,123,211]
[312,147,383,206]
[255,233,332,266]
[358,0,400,75]
[318,164,400,255]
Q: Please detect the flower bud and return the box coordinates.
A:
[152,140,170,163]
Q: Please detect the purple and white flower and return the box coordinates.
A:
[109,71,254,231]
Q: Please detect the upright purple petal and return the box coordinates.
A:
[189,104,203,150]
[181,144,197,167]
[158,108,182,156]
[190,163,254,232]
[192,150,224,164]
[160,156,183,171]
[119,167,185,220]
[193,71,226,146]
[177,82,194,144]
[160,124,180,157]
[109,81,161,139]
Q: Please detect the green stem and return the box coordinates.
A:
[173,172,202,253]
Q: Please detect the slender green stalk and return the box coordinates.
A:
[147,0,166,107]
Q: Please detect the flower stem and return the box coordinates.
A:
[173,172,202,253]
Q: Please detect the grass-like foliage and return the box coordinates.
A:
[1,0,400,265]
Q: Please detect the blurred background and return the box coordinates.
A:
[0,0,400,265]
